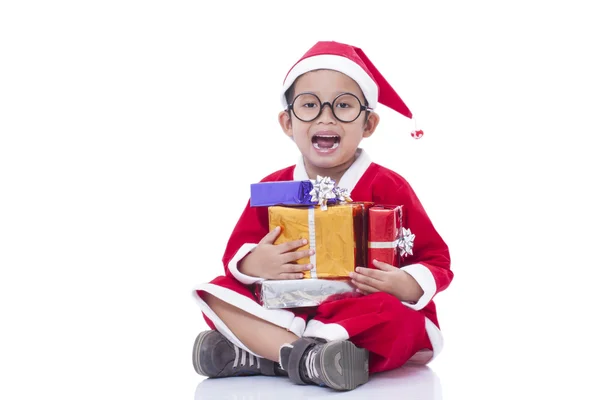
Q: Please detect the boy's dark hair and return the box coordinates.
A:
[284,82,298,110]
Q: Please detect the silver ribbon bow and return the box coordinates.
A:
[332,186,352,203]
[398,227,415,257]
[309,175,352,210]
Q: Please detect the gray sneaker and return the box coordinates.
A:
[279,337,369,391]
[192,330,281,378]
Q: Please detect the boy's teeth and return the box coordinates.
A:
[313,141,339,150]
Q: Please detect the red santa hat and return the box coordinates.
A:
[281,41,413,119]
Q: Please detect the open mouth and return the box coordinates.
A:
[311,134,340,150]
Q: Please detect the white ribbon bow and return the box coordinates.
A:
[398,227,415,257]
[309,175,352,210]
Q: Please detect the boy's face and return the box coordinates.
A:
[279,69,379,179]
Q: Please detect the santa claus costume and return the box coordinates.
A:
[193,41,453,374]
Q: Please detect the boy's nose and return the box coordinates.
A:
[316,102,336,123]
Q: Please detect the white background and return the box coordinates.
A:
[1,1,599,399]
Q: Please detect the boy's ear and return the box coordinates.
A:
[279,110,294,139]
[362,112,380,138]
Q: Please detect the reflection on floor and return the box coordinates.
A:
[194,363,442,400]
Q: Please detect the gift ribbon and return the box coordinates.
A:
[368,228,415,257]
[398,228,415,257]
[368,239,400,248]
[309,175,352,211]
[308,207,317,278]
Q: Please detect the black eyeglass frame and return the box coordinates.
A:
[287,92,373,123]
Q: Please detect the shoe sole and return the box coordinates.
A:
[319,340,369,391]
[192,331,213,376]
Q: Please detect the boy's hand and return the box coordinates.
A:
[349,260,424,303]
[239,226,314,280]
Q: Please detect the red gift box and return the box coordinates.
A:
[368,205,402,268]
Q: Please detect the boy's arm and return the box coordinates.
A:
[221,200,270,285]
[391,184,453,311]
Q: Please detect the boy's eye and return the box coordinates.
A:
[334,94,360,110]
[302,102,317,108]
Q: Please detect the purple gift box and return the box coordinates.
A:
[250,176,352,208]
[250,180,315,207]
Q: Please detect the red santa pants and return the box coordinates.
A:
[195,275,433,373]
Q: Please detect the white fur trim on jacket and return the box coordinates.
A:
[227,243,264,285]
[302,315,443,365]
[400,264,437,311]
[293,148,372,194]
[408,318,443,364]
[303,319,350,341]
[194,284,306,356]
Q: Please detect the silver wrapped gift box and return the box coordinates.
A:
[256,279,359,309]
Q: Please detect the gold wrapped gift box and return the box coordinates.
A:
[268,203,371,278]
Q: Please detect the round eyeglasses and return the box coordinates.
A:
[287,92,372,123]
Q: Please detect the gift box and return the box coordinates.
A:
[368,205,403,268]
[250,180,314,207]
[255,279,359,309]
[250,176,351,208]
[268,202,371,278]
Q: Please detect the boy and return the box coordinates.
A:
[192,41,452,391]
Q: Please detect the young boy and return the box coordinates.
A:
[192,41,452,391]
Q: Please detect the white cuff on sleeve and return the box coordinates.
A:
[400,263,437,311]
[227,243,265,285]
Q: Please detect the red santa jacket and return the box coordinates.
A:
[220,150,452,328]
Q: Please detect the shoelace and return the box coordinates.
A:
[233,345,260,369]
[305,348,320,381]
